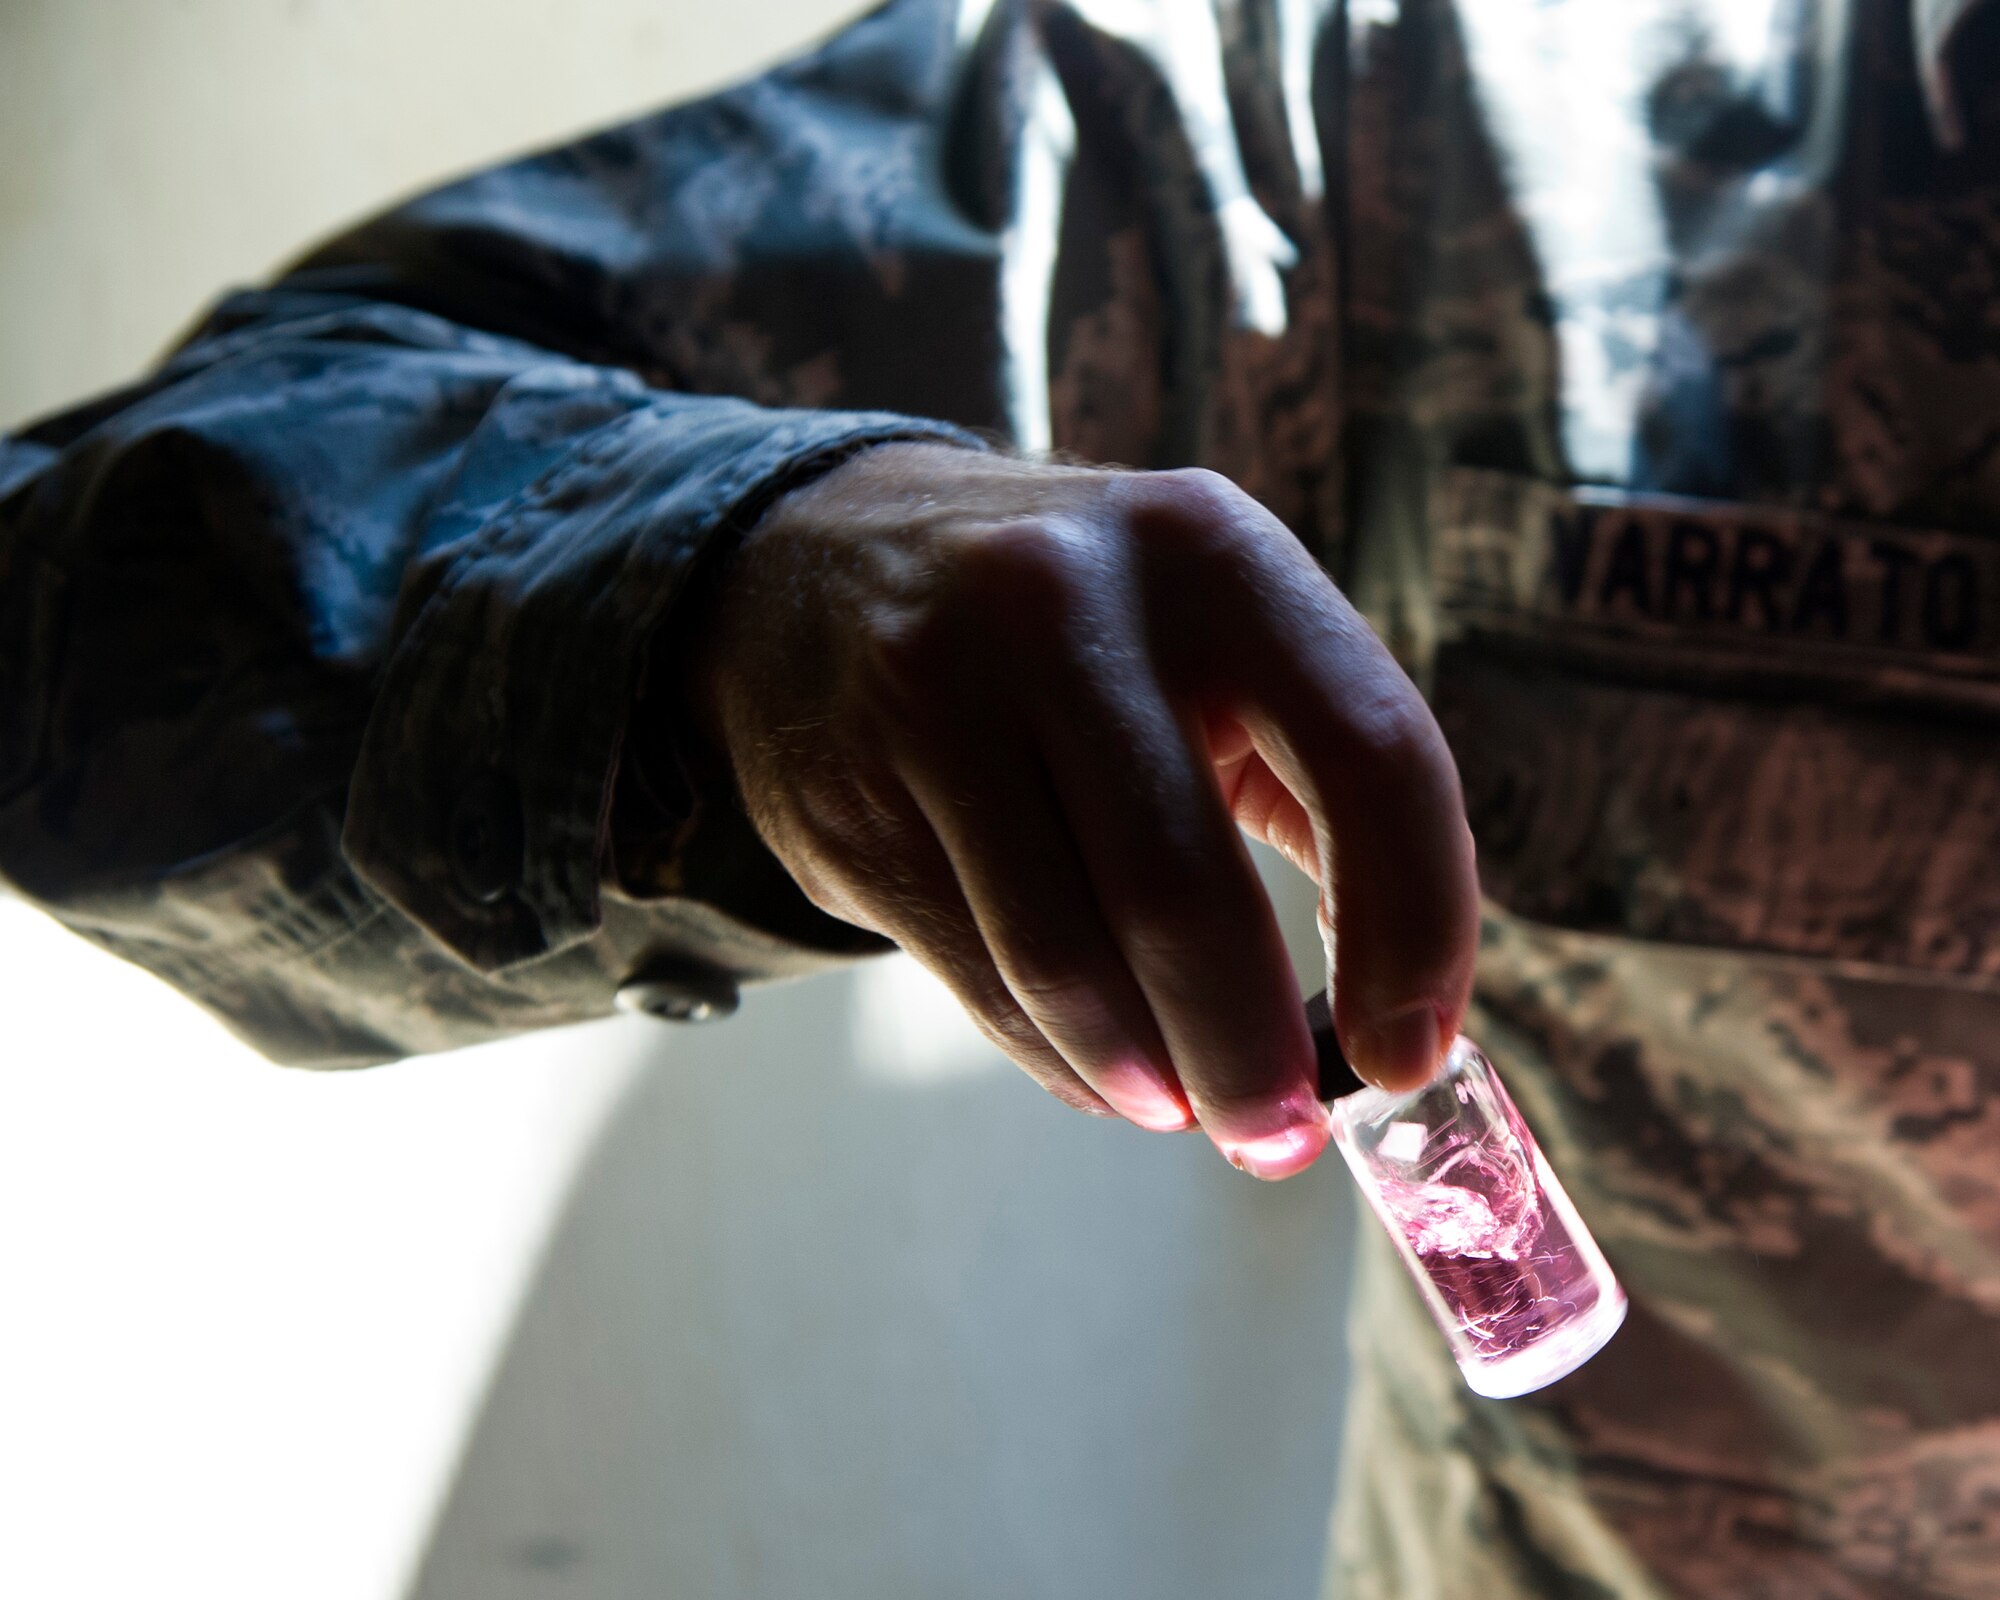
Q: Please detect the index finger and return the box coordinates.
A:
[1130,472,1482,1093]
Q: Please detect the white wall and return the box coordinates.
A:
[0,899,643,1600]
[407,906,1355,1600]
[0,4,1357,1597]
[0,0,877,432]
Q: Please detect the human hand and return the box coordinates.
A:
[683,443,1479,1178]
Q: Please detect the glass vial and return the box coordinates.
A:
[1328,1036,1627,1399]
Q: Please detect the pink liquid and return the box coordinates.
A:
[1331,1038,1626,1398]
[1374,1148,1606,1364]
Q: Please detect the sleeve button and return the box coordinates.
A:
[449,773,525,906]
[615,957,740,1024]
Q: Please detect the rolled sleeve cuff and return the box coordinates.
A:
[343,387,980,971]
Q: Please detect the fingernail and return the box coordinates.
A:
[1100,1073,1196,1133]
[1347,1002,1443,1091]
[1123,1099,1197,1133]
[1219,1106,1330,1181]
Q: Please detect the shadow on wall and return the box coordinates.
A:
[408,898,1356,1600]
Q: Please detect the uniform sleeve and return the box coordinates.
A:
[0,0,999,1066]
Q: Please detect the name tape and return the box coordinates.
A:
[1434,470,2000,675]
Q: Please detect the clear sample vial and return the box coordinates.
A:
[1327,1035,1627,1399]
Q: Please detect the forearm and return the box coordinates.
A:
[0,290,971,1065]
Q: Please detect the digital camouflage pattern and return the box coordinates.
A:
[1335,2,2000,1593]
[5,0,2000,1593]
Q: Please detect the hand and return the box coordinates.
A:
[683,443,1479,1178]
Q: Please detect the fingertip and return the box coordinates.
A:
[1343,1001,1446,1093]
[1217,1110,1332,1180]
[1068,1054,1198,1132]
[1107,1079,1199,1132]
[1204,1077,1333,1178]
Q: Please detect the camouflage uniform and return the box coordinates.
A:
[4,0,2000,1593]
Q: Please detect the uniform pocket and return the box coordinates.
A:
[1429,469,2000,979]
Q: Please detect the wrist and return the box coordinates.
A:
[678,437,987,754]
